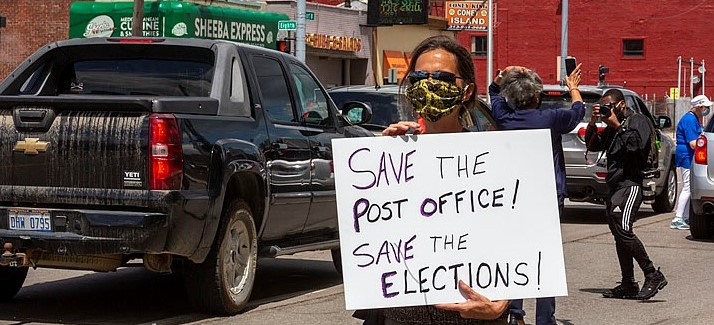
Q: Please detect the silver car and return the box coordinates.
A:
[690,125,714,238]
[541,84,676,212]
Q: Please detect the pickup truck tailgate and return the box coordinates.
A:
[0,98,151,207]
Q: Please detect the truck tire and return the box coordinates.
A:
[690,205,714,239]
[331,248,342,275]
[652,163,677,213]
[0,266,28,302]
[183,200,257,315]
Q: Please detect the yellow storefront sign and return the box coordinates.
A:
[669,87,680,99]
[445,1,489,31]
[305,33,362,52]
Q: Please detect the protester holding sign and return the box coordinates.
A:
[377,35,510,324]
[584,89,668,300]
[488,66,584,325]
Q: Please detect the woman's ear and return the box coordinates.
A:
[463,83,476,102]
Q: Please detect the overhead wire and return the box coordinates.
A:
[646,0,709,20]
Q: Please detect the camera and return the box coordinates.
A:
[599,103,613,118]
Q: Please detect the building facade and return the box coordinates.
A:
[266,0,373,86]
[3,0,713,97]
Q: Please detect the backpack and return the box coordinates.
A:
[624,114,660,179]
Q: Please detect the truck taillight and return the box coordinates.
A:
[149,114,183,190]
[695,135,708,165]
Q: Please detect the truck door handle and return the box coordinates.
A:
[18,110,46,122]
[273,143,288,150]
[13,108,55,132]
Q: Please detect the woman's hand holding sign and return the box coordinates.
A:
[382,121,424,136]
[435,280,510,320]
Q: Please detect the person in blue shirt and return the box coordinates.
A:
[489,66,585,325]
[671,95,712,230]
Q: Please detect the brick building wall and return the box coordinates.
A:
[0,0,74,80]
[460,0,714,97]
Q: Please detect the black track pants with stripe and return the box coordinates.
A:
[606,185,655,282]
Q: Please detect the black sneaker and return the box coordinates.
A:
[637,268,667,300]
[508,315,525,325]
[602,281,640,299]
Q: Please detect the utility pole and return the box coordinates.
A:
[296,0,306,62]
[486,0,493,99]
[677,56,682,99]
[691,57,695,97]
[701,59,706,96]
[132,0,144,37]
[560,0,568,83]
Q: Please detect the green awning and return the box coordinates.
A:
[69,1,289,49]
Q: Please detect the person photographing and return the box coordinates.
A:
[584,89,667,300]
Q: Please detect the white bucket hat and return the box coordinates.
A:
[691,95,713,107]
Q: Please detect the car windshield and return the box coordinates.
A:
[329,90,416,128]
[540,92,602,123]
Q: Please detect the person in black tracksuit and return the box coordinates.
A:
[584,89,667,300]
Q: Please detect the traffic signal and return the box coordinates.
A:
[598,65,609,83]
[276,40,291,53]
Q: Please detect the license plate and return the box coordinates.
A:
[8,209,52,232]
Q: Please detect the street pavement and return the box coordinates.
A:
[2,200,713,325]
[194,202,713,325]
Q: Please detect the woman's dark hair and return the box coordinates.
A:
[400,35,476,96]
[500,68,543,109]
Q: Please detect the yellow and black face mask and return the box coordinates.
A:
[405,79,464,122]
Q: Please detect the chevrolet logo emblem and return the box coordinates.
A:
[14,138,49,155]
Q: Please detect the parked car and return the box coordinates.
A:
[328,84,496,134]
[689,122,714,239]
[540,84,676,212]
[0,37,371,314]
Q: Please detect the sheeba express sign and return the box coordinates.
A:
[69,1,288,49]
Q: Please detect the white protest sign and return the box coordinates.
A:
[332,129,567,310]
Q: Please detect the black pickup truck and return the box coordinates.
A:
[0,37,371,314]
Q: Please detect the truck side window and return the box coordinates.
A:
[252,57,295,123]
[229,57,251,117]
[19,63,51,95]
[289,63,333,127]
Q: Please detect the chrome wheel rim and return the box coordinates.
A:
[667,170,677,205]
[222,216,253,299]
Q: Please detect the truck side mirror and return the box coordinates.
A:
[657,116,672,129]
[342,101,372,125]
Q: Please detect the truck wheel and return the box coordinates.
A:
[690,205,714,239]
[0,266,28,302]
[331,248,342,275]
[183,200,257,315]
[652,163,677,213]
